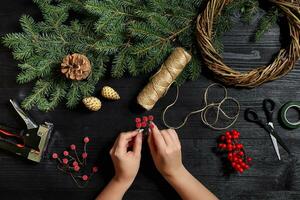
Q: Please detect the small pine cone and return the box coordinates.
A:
[61,53,91,81]
[82,97,101,111]
[101,86,120,100]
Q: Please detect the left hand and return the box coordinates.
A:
[109,131,143,186]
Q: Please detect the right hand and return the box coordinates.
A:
[148,123,184,178]
[109,131,142,186]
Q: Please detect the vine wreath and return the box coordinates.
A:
[196,0,300,88]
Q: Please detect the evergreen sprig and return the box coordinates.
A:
[3,0,281,111]
[3,0,107,111]
[255,7,279,41]
[85,0,203,83]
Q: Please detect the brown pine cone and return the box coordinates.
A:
[61,53,91,80]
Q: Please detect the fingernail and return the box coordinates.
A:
[149,123,154,129]
[138,129,144,133]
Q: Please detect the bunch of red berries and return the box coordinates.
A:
[135,115,154,133]
[51,136,99,188]
[217,130,252,173]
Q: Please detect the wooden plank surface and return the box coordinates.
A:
[0,0,300,199]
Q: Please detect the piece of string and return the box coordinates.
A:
[162,83,240,130]
[137,47,192,110]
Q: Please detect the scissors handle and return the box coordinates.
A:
[245,108,264,125]
[263,99,275,122]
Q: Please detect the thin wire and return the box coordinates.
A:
[162,83,240,130]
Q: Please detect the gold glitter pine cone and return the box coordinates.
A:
[61,53,91,81]
[82,97,101,111]
[101,86,120,100]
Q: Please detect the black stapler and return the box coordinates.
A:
[0,99,53,162]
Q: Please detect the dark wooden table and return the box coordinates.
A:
[1,1,300,200]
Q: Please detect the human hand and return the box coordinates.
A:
[110,131,142,187]
[148,123,184,179]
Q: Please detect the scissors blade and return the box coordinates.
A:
[10,99,38,130]
[266,122,290,155]
[268,122,281,160]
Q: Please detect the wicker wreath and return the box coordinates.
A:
[196,0,300,88]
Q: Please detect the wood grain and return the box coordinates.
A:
[0,1,300,200]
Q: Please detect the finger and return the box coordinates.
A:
[133,132,142,155]
[115,131,139,154]
[110,134,121,153]
[109,147,114,155]
[148,128,157,157]
[150,122,166,150]
[168,129,180,143]
[161,130,174,146]
[119,131,139,143]
[168,129,181,148]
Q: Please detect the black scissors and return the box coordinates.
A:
[245,99,290,160]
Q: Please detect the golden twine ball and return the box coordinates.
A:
[137,47,192,110]
[196,0,300,88]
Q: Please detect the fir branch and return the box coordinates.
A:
[240,0,259,24]
[141,42,172,73]
[79,82,95,97]
[143,14,176,35]
[21,79,53,110]
[255,8,279,41]
[19,15,38,36]
[127,55,138,76]
[36,82,67,111]
[131,24,191,56]
[88,54,107,83]
[187,56,201,81]
[94,40,123,55]
[57,0,87,12]
[3,0,280,111]
[212,0,260,52]
[3,0,110,110]
[86,0,201,81]
[35,0,69,27]
[111,49,129,78]
[129,22,165,41]
[85,0,135,33]
[66,82,81,108]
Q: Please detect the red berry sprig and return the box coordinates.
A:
[135,115,154,134]
[217,130,252,173]
[51,136,99,188]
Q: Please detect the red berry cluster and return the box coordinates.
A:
[135,115,154,133]
[217,130,252,173]
[52,136,99,188]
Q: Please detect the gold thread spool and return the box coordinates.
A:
[137,47,192,110]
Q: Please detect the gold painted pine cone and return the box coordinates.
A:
[101,86,120,100]
[82,97,101,111]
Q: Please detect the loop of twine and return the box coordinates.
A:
[196,0,300,88]
[162,83,240,130]
[137,47,192,110]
